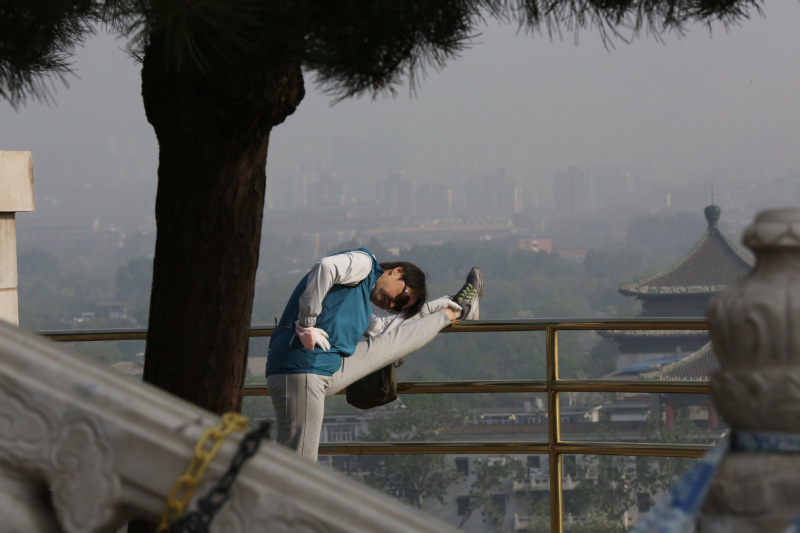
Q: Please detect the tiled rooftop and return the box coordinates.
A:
[620,206,753,296]
[640,342,719,381]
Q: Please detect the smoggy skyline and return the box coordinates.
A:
[1,4,799,226]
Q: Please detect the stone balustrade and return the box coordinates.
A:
[0,318,460,532]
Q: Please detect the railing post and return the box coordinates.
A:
[546,325,564,533]
[0,151,34,325]
[702,208,800,532]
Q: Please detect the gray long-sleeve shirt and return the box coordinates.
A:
[297,250,403,337]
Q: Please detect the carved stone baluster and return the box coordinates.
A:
[701,208,800,532]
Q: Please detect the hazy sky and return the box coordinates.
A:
[1,4,799,212]
[274,3,800,179]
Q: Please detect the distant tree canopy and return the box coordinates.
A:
[17,248,148,330]
[114,256,153,324]
[17,247,61,278]
[566,419,698,529]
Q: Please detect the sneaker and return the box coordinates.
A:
[451,267,483,320]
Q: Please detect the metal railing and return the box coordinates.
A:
[42,317,713,533]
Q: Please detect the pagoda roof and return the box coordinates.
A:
[620,205,753,297]
[639,342,719,381]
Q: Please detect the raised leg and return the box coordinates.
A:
[327,310,452,396]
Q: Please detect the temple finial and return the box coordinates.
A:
[705,204,721,227]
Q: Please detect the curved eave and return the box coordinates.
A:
[640,342,717,381]
[619,227,753,296]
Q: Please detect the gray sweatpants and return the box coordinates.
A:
[266,310,451,462]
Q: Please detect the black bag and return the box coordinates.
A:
[346,363,398,409]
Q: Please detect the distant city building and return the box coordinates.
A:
[588,165,638,211]
[319,414,370,444]
[458,174,523,219]
[267,170,320,209]
[497,179,523,215]
[92,301,128,319]
[376,176,413,217]
[554,166,594,214]
[307,175,346,208]
[414,183,453,221]
[395,178,413,216]
[519,238,552,253]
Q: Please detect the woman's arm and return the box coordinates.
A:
[297,250,373,327]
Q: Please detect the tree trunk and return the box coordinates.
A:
[139,33,304,414]
[127,25,304,533]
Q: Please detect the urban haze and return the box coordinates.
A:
[3,5,800,531]
[2,3,799,312]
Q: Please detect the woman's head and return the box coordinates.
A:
[372,261,428,318]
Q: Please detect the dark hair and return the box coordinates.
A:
[380,261,427,318]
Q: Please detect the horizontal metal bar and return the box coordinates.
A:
[397,380,548,394]
[244,382,542,397]
[549,320,708,331]
[243,378,709,397]
[317,440,712,458]
[243,385,270,396]
[552,380,709,394]
[37,317,709,343]
[249,326,275,337]
[41,328,148,342]
[40,326,266,342]
[319,441,551,455]
[441,318,708,333]
[555,441,712,458]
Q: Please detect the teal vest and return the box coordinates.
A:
[265,248,383,376]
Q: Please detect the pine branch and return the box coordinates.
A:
[307,0,764,100]
[0,0,766,107]
[0,0,98,108]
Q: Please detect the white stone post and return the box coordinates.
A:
[0,150,34,325]
[701,208,800,532]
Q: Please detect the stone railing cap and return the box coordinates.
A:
[742,208,800,249]
[0,151,34,212]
